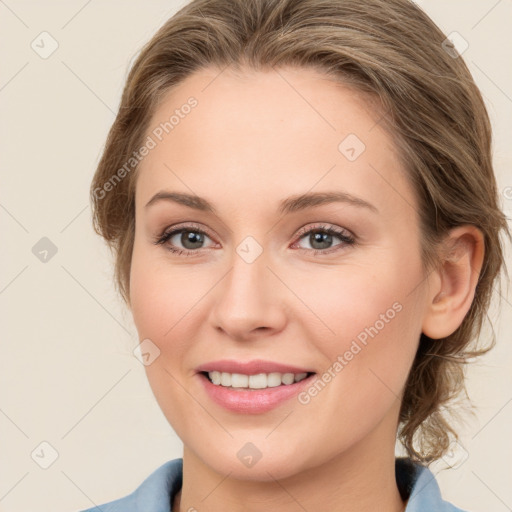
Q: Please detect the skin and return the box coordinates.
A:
[128,66,484,512]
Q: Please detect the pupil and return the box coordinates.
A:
[311,231,331,250]
[182,231,204,249]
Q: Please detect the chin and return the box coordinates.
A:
[191,440,320,482]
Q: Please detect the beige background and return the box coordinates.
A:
[1,1,511,511]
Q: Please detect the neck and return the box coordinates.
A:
[173,419,407,512]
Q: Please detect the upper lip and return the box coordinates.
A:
[195,359,315,375]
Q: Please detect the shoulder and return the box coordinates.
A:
[397,457,470,512]
[78,458,183,512]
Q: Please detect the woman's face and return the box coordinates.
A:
[130,66,432,480]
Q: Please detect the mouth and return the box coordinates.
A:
[199,370,317,390]
[197,370,317,413]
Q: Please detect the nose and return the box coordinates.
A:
[209,244,288,341]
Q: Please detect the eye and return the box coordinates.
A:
[292,224,356,255]
[153,222,356,257]
[153,223,215,256]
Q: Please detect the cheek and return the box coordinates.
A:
[129,245,204,437]
[295,253,424,439]
[129,241,201,343]
[292,254,417,349]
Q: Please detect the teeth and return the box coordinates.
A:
[207,371,309,389]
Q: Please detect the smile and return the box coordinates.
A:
[198,371,317,414]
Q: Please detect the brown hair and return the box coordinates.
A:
[90,0,510,463]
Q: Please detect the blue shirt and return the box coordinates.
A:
[79,457,467,511]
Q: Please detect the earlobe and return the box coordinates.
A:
[421,225,485,340]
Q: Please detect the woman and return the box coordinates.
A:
[83,0,510,510]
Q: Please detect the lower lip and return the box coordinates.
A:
[198,372,316,414]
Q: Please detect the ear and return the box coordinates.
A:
[422,225,485,339]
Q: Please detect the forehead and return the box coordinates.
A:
[135,66,415,221]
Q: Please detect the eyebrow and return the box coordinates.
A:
[144,190,379,215]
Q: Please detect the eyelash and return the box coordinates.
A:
[152,222,356,257]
